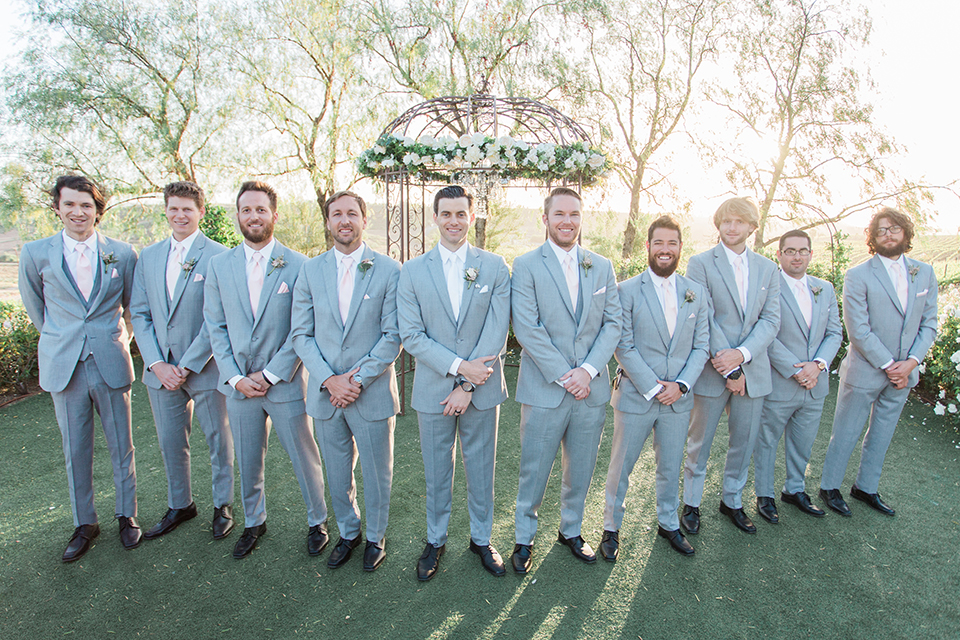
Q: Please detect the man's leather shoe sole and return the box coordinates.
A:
[819,488,852,517]
[469,540,506,577]
[599,530,619,562]
[680,505,700,535]
[756,497,779,524]
[657,526,695,556]
[62,524,100,562]
[328,536,362,568]
[118,516,142,549]
[144,503,198,539]
[307,524,329,556]
[850,485,896,516]
[511,543,533,574]
[416,543,444,581]
[781,492,825,517]
[363,540,386,572]
[233,523,266,559]
[557,532,597,563]
[719,502,757,533]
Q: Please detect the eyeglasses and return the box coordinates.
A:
[876,225,902,237]
[781,248,811,257]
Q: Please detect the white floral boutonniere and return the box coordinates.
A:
[810,285,822,301]
[358,258,374,279]
[100,251,118,274]
[908,265,919,282]
[464,266,479,289]
[682,289,696,306]
[580,255,593,274]
[180,257,198,279]
[267,254,286,276]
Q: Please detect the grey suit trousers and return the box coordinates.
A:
[51,358,136,526]
[515,396,606,545]
[754,392,825,497]
[820,381,910,494]
[418,406,498,547]
[315,407,394,543]
[146,384,234,510]
[684,391,764,509]
[226,395,327,528]
[605,406,688,532]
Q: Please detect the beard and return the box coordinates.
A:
[649,252,679,278]
[874,236,908,258]
[241,220,274,245]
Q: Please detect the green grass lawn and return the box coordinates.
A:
[1,360,959,639]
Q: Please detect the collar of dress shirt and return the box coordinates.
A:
[242,237,276,264]
[547,238,579,265]
[438,241,469,267]
[170,228,201,255]
[62,229,98,257]
[877,252,906,275]
[720,241,748,268]
[647,269,677,306]
[781,270,809,289]
[334,242,366,270]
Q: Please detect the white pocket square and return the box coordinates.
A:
[479,285,489,294]
[594,286,606,295]
[111,268,120,278]
[688,313,696,319]
[363,294,371,300]
[277,282,290,294]
[917,289,928,297]
[193,273,204,282]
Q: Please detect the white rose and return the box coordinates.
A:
[420,135,437,147]
[433,153,447,165]
[564,158,575,169]
[935,403,946,415]
[402,136,416,147]
[950,404,958,414]
[471,132,487,147]
[464,146,483,164]
[382,157,396,167]
[402,152,421,166]
[459,134,473,147]
[373,145,386,154]
[586,153,605,169]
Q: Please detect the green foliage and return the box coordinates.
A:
[200,205,242,248]
[273,200,328,258]
[917,313,960,432]
[0,302,40,395]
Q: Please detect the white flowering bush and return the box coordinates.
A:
[918,286,960,429]
[357,133,609,185]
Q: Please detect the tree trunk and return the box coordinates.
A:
[621,174,644,258]
[474,218,486,250]
[316,188,334,251]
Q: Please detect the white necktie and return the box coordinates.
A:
[663,278,677,337]
[795,280,812,329]
[75,244,93,301]
[446,255,462,321]
[339,255,354,325]
[564,253,579,312]
[167,242,184,300]
[733,255,746,310]
[892,261,908,309]
[249,252,264,315]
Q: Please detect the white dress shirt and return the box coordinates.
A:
[228,238,280,388]
[438,242,470,376]
[547,239,599,382]
[720,242,753,366]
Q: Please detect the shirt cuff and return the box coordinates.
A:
[814,358,827,368]
[228,375,243,389]
[676,379,690,394]
[262,369,280,385]
[448,357,464,377]
[880,359,894,370]
[908,355,921,365]
[147,360,163,371]
[737,346,752,364]
[643,383,663,401]
[581,363,599,379]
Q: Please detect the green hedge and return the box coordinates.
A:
[0,301,39,395]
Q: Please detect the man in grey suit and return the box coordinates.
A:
[682,197,780,536]
[752,230,841,524]
[819,208,937,517]
[204,181,328,559]
[292,190,401,572]
[397,185,511,581]
[601,217,709,559]
[131,181,235,542]
[511,187,621,572]
[19,175,141,561]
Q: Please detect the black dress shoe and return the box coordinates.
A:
[781,491,825,517]
[511,543,533,574]
[680,505,700,535]
[599,530,619,562]
[307,523,330,556]
[327,535,362,569]
[850,485,896,516]
[819,488,852,517]
[756,497,779,524]
[233,522,267,559]
[557,532,597,563]
[144,502,198,539]
[469,540,506,577]
[416,543,444,581]
[62,524,100,562]
[363,539,386,572]
[212,505,235,539]
[657,526,695,556]
[118,516,142,549]
[719,502,757,533]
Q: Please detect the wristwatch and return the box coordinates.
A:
[727,368,743,380]
[455,376,476,392]
[353,374,363,389]
[816,361,827,372]
[677,382,689,395]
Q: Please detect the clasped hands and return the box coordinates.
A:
[792,361,821,390]
[325,367,363,408]
[153,362,189,391]
[237,370,272,398]
[713,349,746,396]
[441,355,498,416]
[885,359,916,390]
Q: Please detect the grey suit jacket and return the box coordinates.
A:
[612,271,710,415]
[204,241,308,402]
[291,245,402,421]
[767,273,842,402]
[511,242,622,409]
[397,243,511,414]
[838,254,937,391]
[131,233,226,391]
[685,245,780,398]
[19,231,137,392]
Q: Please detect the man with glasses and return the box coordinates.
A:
[819,208,937,517]
[751,230,841,524]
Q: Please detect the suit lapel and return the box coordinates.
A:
[902,257,918,321]
[319,251,341,331]
[154,239,172,318]
[253,243,284,329]
[670,274,695,351]
[457,245,482,330]
[870,255,904,315]
[779,273,810,340]
[543,243,576,320]
[640,272,672,348]
[575,247,595,334]
[232,245,255,324]
[426,246,457,326]
[87,232,111,315]
[807,277,825,344]
[169,235,205,317]
[744,249,763,320]
[343,246,374,337]
[714,246,744,321]
[49,232,81,304]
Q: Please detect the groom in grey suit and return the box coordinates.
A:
[131,181,235,542]
[819,208,937,517]
[397,185,511,581]
[682,196,780,536]
[601,217,709,559]
[292,190,401,573]
[19,175,141,561]
[205,181,328,559]
[511,187,622,572]
[752,230,841,524]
